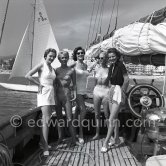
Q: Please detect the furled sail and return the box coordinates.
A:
[86,7,166,66]
[10,0,60,78]
[86,22,166,58]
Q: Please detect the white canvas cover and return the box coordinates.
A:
[86,21,166,57]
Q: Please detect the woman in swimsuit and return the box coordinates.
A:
[101,48,129,153]
[72,46,89,144]
[25,48,57,156]
[92,51,110,140]
[55,50,81,146]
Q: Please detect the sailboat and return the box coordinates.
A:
[0,0,60,92]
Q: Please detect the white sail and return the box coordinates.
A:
[10,0,60,78]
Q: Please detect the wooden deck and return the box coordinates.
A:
[24,137,142,166]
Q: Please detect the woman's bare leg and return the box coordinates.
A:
[92,95,102,140]
[76,94,87,140]
[103,102,120,147]
[102,97,109,128]
[41,105,51,151]
[73,105,79,134]
[113,119,121,144]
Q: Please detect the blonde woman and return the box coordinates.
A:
[92,51,110,140]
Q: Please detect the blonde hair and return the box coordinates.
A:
[58,51,69,60]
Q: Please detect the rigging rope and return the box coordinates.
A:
[114,0,120,30]
[0,131,25,166]
[106,0,116,35]
[86,0,96,49]
[0,0,9,45]
[96,0,105,36]
[90,0,101,44]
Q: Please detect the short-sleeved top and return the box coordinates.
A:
[108,61,127,86]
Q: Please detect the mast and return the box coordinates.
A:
[0,0,9,45]
[31,0,36,70]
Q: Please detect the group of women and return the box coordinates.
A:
[25,46,129,156]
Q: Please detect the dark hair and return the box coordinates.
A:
[107,48,121,61]
[72,46,85,61]
[44,48,57,59]
[58,50,69,60]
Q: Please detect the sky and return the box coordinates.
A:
[0,0,166,58]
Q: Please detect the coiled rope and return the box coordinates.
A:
[0,143,13,166]
[0,132,24,166]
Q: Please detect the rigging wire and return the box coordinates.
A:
[114,0,120,30]
[106,0,116,35]
[31,0,36,71]
[96,0,105,37]
[90,0,101,44]
[86,0,96,49]
[0,0,9,45]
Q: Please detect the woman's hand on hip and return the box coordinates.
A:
[38,84,44,94]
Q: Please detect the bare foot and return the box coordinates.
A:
[57,137,65,144]
[71,141,83,147]
[114,138,121,145]
[92,135,100,140]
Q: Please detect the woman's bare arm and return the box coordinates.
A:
[70,68,77,101]
[122,73,129,92]
[25,62,43,86]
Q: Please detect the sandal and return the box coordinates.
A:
[108,141,115,147]
[101,146,108,153]
[114,140,122,147]
[39,142,52,150]
[78,138,84,144]
[43,150,49,156]
[108,140,122,148]
[70,141,83,147]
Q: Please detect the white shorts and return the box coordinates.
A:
[37,85,55,107]
[109,85,124,105]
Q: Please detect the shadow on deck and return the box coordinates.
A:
[24,137,142,166]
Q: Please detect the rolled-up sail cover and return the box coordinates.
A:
[113,22,166,55]
[86,21,166,66]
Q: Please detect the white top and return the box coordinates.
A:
[37,61,56,107]
[75,63,88,95]
[40,61,56,86]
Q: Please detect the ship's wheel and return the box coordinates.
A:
[128,83,164,118]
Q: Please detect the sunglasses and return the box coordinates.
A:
[99,57,104,59]
[77,52,84,55]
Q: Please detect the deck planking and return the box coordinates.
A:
[25,137,142,166]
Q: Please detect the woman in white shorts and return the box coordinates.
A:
[101,48,129,153]
[25,48,57,156]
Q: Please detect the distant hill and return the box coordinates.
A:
[0,55,15,60]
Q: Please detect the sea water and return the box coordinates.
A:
[0,74,37,125]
